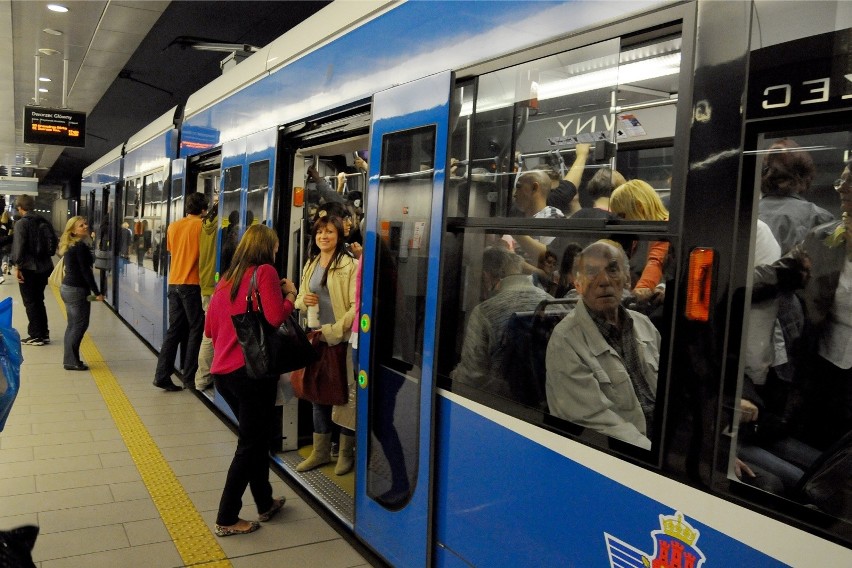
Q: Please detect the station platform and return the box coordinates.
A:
[0,278,375,567]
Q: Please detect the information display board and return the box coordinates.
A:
[23,106,86,148]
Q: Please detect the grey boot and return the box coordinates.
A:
[334,434,355,476]
[296,432,332,472]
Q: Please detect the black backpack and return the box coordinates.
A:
[33,216,58,259]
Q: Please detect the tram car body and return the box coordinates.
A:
[81,1,852,565]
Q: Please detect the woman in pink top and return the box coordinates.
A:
[204,225,297,537]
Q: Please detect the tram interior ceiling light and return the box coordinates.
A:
[461,52,681,116]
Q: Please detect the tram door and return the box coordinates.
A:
[220,129,277,238]
[356,71,452,567]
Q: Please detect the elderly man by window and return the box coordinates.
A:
[545,240,660,449]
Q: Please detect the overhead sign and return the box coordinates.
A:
[0,176,38,195]
[23,106,87,148]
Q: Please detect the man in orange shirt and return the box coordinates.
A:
[153,192,209,391]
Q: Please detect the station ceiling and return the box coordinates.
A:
[0,0,329,194]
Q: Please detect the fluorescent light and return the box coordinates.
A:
[42,28,63,36]
[38,48,60,56]
[38,88,48,93]
[39,77,51,82]
[47,4,69,13]
[461,52,681,116]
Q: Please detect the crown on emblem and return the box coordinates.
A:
[660,513,698,547]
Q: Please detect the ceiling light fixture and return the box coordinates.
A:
[39,88,49,93]
[47,4,69,13]
[39,77,51,82]
[38,48,61,56]
[42,28,63,36]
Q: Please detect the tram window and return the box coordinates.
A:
[124,178,137,219]
[439,226,669,450]
[617,146,674,207]
[726,1,852,529]
[439,29,685,453]
[247,160,269,225]
[731,125,852,520]
[222,165,243,237]
[366,126,436,508]
[170,177,184,222]
[452,34,681,223]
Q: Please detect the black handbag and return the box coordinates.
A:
[0,525,38,568]
[231,268,317,379]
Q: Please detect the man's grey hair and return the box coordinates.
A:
[482,246,523,280]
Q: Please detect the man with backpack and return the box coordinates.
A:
[10,194,56,346]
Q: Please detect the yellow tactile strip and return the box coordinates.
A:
[52,288,231,566]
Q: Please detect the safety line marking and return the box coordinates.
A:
[52,287,231,566]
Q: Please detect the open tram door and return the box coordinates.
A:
[356,71,452,567]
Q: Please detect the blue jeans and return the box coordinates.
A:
[154,284,204,384]
[312,403,334,434]
[214,368,277,525]
[60,285,90,366]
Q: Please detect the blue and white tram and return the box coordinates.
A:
[82,1,852,565]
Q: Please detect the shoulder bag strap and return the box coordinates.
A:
[246,267,259,313]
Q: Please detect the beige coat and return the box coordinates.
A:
[295,253,358,429]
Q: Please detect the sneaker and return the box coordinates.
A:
[41,337,50,345]
[22,336,45,346]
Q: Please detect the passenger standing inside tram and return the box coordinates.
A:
[792,160,852,448]
[609,180,671,304]
[58,216,104,371]
[757,139,833,394]
[758,139,833,255]
[152,192,208,391]
[294,214,358,475]
[205,224,296,536]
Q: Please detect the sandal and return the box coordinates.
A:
[258,497,286,522]
[214,520,260,537]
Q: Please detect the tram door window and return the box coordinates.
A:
[366,126,436,508]
[727,0,852,537]
[247,160,269,225]
[222,165,243,237]
[439,30,685,452]
[170,176,185,223]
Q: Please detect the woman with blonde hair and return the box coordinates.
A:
[205,224,297,536]
[59,216,103,370]
[610,180,670,301]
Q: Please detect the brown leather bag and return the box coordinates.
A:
[290,331,348,406]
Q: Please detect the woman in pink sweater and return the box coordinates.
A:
[205,225,297,537]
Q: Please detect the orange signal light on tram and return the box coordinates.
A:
[685,247,714,322]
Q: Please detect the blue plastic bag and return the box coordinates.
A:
[0,297,12,328]
[0,324,23,432]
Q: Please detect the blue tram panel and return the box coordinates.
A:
[433,399,787,567]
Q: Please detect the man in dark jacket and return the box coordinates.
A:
[10,194,54,346]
